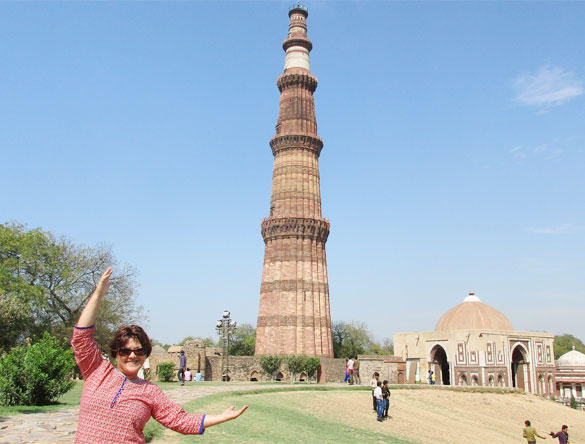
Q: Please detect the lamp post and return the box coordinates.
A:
[216,310,236,381]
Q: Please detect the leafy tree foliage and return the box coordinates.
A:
[259,355,282,382]
[331,321,392,358]
[228,323,256,356]
[554,334,585,359]
[304,356,321,383]
[156,362,176,382]
[286,355,306,383]
[0,222,143,353]
[0,332,76,406]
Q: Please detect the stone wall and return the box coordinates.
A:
[147,344,403,384]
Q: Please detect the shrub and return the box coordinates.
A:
[570,394,577,409]
[259,355,283,382]
[286,355,307,383]
[304,357,320,383]
[156,362,175,382]
[0,332,76,406]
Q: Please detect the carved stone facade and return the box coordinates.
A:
[394,295,556,396]
[255,5,333,357]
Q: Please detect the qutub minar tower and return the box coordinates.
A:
[255,4,334,358]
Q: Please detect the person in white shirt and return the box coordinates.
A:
[347,358,354,385]
[373,381,384,422]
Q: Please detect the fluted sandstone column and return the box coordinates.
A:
[255,5,333,358]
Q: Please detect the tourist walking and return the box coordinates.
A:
[431,371,436,385]
[523,420,546,443]
[427,369,432,385]
[370,372,380,411]
[549,425,570,444]
[382,380,391,419]
[72,268,247,444]
[178,350,187,385]
[353,357,361,385]
[344,358,350,383]
[374,381,384,422]
[347,357,354,385]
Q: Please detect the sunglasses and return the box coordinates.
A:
[117,347,146,357]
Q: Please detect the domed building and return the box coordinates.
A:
[554,346,585,403]
[394,293,556,396]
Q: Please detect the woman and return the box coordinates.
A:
[72,268,247,443]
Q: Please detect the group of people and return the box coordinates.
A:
[524,421,571,444]
[370,372,391,422]
[344,357,360,384]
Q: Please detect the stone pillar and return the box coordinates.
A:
[255,5,333,358]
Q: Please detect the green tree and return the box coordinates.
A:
[286,355,307,383]
[332,321,394,358]
[228,323,256,356]
[304,357,321,383]
[0,332,76,406]
[554,334,585,359]
[0,222,144,353]
[259,355,282,382]
[178,336,217,347]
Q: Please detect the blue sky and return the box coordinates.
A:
[1,1,584,346]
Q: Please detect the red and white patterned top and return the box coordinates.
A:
[72,326,205,444]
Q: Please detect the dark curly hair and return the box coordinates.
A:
[109,325,152,358]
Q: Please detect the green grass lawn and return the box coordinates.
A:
[150,387,419,444]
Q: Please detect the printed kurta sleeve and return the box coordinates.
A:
[71,325,104,379]
[150,386,205,435]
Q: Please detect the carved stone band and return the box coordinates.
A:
[260,280,329,293]
[270,134,323,156]
[283,36,313,52]
[277,72,318,93]
[261,217,330,243]
[257,315,331,328]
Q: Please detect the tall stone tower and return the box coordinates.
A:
[255,4,333,358]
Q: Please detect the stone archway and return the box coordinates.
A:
[429,344,450,385]
[511,345,528,390]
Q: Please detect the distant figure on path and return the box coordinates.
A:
[382,380,391,419]
[374,381,384,422]
[353,357,361,385]
[178,350,187,386]
[549,425,570,444]
[344,358,350,383]
[523,420,546,443]
[72,268,247,444]
[370,372,380,411]
[347,357,354,385]
[427,369,432,385]
[431,371,436,385]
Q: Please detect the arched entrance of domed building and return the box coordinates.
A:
[429,344,450,385]
[511,345,528,390]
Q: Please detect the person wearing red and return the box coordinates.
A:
[72,268,247,444]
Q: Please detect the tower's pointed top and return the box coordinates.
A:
[289,2,308,17]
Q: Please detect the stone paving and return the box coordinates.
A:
[0,383,300,444]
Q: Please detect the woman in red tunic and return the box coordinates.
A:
[72,268,247,444]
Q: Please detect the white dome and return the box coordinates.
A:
[557,347,585,367]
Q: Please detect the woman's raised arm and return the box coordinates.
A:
[77,268,112,327]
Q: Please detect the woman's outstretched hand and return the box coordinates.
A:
[221,405,248,422]
[95,268,113,299]
[203,405,248,429]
